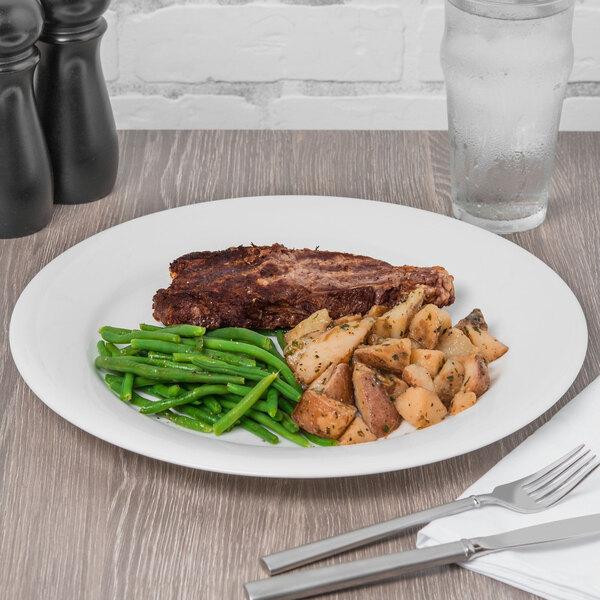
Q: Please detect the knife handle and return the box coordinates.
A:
[261,495,483,575]
[246,540,476,600]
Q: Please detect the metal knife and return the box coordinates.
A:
[244,513,600,600]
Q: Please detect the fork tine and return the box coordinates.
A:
[521,444,585,488]
[530,453,596,499]
[535,459,600,507]
[525,448,591,494]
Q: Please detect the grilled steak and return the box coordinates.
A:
[152,244,454,330]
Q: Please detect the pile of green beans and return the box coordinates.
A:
[94,323,337,447]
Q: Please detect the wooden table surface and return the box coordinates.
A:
[1,131,599,600]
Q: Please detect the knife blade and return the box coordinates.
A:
[245,513,600,600]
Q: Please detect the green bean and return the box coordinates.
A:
[177,404,219,424]
[275,330,287,354]
[142,383,183,398]
[140,385,230,415]
[226,383,268,399]
[99,326,133,343]
[120,372,134,402]
[201,348,256,368]
[105,342,121,357]
[245,409,310,447]
[303,432,339,447]
[202,338,301,392]
[179,337,197,346]
[157,410,212,433]
[278,397,296,416]
[147,352,173,360]
[97,340,111,357]
[239,417,279,444]
[118,345,142,356]
[202,395,222,414]
[138,323,161,331]
[112,355,200,371]
[213,373,277,436]
[280,411,299,433]
[133,376,161,387]
[101,326,132,335]
[95,356,244,385]
[266,389,278,418]
[205,327,272,348]
[130,339,200,355]
[162,324,206,337]
[219,398,282,421]
[103,375,154,409]
[131,330,181,343]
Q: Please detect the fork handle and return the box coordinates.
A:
[261,495,485,575]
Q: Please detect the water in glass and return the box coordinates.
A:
[442,0,574,233]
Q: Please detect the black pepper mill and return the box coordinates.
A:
[0,0,53,238]
[34,0,118,205]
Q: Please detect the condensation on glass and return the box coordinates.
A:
[441,0,575,234]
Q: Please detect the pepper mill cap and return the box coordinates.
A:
[39,0,111,29]
[0,0,43,58]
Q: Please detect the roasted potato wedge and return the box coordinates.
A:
[338,416,377,445]
[410,348,446,378]
[308,363,354,404]
[284,309,331,347]
[459,354,490,397]
[364,305,389,318]
[373,289,424,339]
[309,363,353,404]
[435,307,453,335]
[435,327,477,358]
[333,314,362,326]
[377,373,409,400]
[455,308,488,332]
[294,317,375,385]
[462,325,508,363]
[284,330,323,371]
[394,387,447,428]
[353,338,411,375]
[352,363,402,438]
[408,304,442,349]
[402,364,435,392]
[449,391,478,415]
[433,358,465,405]
[291,390,356,439]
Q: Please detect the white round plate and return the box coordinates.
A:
[10,196,587,478]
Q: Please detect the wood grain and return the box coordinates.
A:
[1,130,599,600]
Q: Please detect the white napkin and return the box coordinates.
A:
[417,375,600,600]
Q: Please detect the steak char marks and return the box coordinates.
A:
[152,244,455,329]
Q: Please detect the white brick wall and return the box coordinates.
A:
[103,0,600,130]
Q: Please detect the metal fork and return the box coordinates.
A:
[262,444,599,575]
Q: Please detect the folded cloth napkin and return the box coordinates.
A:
[417,375,600,600]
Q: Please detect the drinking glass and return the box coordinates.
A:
[441,0,575,234]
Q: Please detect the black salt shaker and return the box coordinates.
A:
[0,0,53,238]
[34,0,118,205]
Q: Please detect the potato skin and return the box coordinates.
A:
[309,363,354,403]
[353,338,411,375]
[459,354,490,397]
[292,390,356,439]
[455,308,488,332]
[352,363,402,438]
